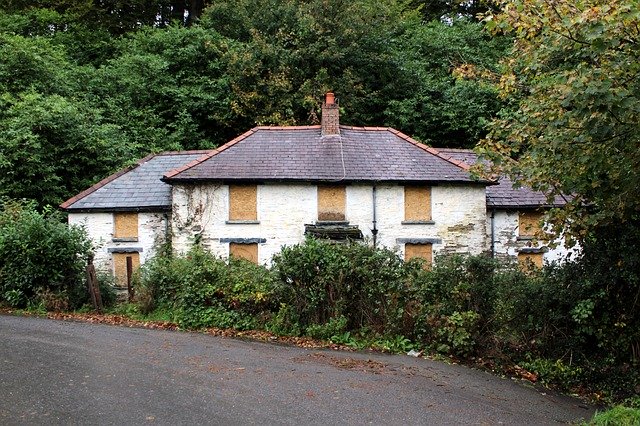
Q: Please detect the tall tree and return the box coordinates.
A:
[480,0,640,243]
[408,0,497,22]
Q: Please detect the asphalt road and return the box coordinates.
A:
[0,315,594,425]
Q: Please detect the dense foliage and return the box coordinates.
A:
[0,1,508,207]
[481,0,640,244]
[0,199,92,309]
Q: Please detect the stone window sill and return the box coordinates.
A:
[315,220,350,225]
[219,237,266,244]
[225,220,260,225]
[516,236,534,241]
[112,237,138,242]
[401,220,435,225]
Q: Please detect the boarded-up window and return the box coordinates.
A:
[229,185,257,221]
[113,252,140,287]
[518,252,543,269]
[404,186,431,221]
[114,213,138,240]
[519,211,543,237]
[229,243,258,264]
[318,185,346,221]
[405,243,433,267]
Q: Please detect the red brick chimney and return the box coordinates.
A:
[321,92,340,136]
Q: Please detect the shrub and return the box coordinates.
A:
[412,254,499,356]
[272,237,416,336]
[0,199,91,309]
[137,245,276,330]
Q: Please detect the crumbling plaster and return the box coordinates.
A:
[68,212,167,272]
[171,182,488,264]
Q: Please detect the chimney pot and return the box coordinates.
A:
[321,92,340,136]
[325,92,335,105]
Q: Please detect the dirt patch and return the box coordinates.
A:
[294,352,387,374]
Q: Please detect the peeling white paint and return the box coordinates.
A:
[488,210,574,264]
[68,212,167,272]
[170,182,488,264]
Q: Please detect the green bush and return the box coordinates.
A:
[137,245,276,330]
[412,254,499,356]
[272,238,416,336]
[0,199,91,309]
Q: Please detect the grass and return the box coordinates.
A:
[587,406,640,426]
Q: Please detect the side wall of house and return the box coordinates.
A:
[488,210,574,264]
[68,212,167,272]
[171,182,488,264]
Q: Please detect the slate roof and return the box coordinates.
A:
[164,126,485,184]
[60,151,211,212]
[437,148,567,209]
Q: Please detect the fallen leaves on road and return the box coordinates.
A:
[295,353,387,374]
[507,365,538,383]
[0,307,353,351]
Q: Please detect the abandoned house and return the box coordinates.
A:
[61,93,569,285]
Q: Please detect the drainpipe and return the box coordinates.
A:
[372,185,379,247]
[490,208,496,258]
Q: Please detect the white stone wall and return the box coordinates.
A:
[171,182,488,264]
[68,212,168,272]
[488,209,574,264]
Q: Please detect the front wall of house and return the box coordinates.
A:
[489,210,573,265]
[171,182,488,264]
[68,212,167,272]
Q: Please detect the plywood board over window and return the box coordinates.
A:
[113,252,140,287]
[229,243,258,264]
[519,211,543,237]
[317,185,346,221]
[518,252,543,269]
[113,212,138,240]
[229,185,257,221]
[405,243,433,268]
[404,186,431,221]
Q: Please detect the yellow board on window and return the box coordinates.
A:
[518,252,543,269]
[229,243,258,264]
[519,211,543,237]
[229,185,257,221]
[405,243,432,268]
[317,185,346,221]
[113,252,140,287]
[404,186,431,221]
[114,212,138,239]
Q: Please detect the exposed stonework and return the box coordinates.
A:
[170,182,488,264]
[488,210,574,263]
[68,212,167,273]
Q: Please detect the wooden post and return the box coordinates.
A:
[126,255,134,301]
[85,255,103,314]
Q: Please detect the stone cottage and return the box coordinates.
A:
[61,93,568,284]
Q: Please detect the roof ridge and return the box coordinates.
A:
[435,148,475,153]
[156,149,214,156]
[163,129,258,180]
[386,129,472,172]
[60,153,158,210]
[338,125,389,131]
[255,125,321,130]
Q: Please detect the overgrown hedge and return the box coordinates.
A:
[0,199,93,310]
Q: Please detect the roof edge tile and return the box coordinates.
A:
[386,129,472,172]
[164,129,258,180]
[60,153,157,210]
[60,150,213,211]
